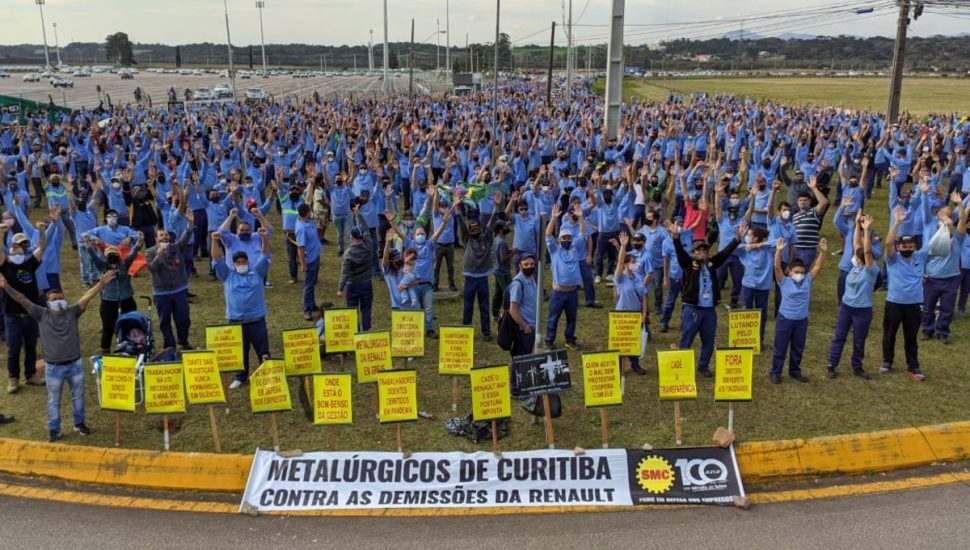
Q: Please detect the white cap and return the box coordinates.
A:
[558,228,571,238]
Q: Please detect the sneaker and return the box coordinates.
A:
[74,423,91,436]
[769,374,781,384]
[831,249,843,256]
[658,324,669,334]
[906,368,925,382]
[879,363,892,374]
[789,373,809,383]
[264,281,274,288]
[180,344,195,351]
[594,275,601,284]
[853,369,871,380]
[303,312,313,321]
[543,342,554,351]
[228,380,244,390]
[826,366,837,379]
[697,368,713,379]
[605,274,614,282]
[187,292,198,298]
[448,286,458,292]
[6,379,18,394]
[25,374,46,386]
[631,365,647,375]
[564,342,580,351]
[586,302,604,309]
[0,414,14,424]
[288,278,298,284]
[48,430,60,443]
[425,329,437,338]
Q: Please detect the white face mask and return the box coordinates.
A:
[49,299,68,312]
[111,182,122,190]
[851,256,862,268]
[106,216,118,226]
[781,210,791,221]
[8,254,25,265]
[791,273,805,284]
[234,264,250,275]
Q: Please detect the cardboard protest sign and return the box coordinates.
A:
[354,330,392,384]
[313,373,353,425]
[438,325,474,375]
[205,324,244,372]
[249,359,292,413]
[377,369,418,423]
[714,348,754,402]
[143,362,186,415]
[470,365,512,421]
[325,308,359,353]
[657,350,697,401]
[728,310,761,354]
[182,351,226,405]
[282,327,322,376]
[391,310,425,358]
[608,311,642,357]
[582,351,623,407]
[100,355,138,412]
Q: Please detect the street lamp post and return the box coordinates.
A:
[36,0,51,71]
[382,0,390,95]
[52,22,62,67]
[256,1,267,75]
[436,18,440,73]
[223,0,237,98]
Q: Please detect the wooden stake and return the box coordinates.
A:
[270,412,280,452]
[621,357,627,396]
[207,404,223,452]
[329,425,337,451]
[599,408,609,448]
[375,386,380,420]
[542,394,556,449]
[673,400,682,446]
[491,419,500,453]
[162,414,170,451]
[338,353,345,371]
[451,377,458,412]
[396,423,403,453]
[114,413,121,447]
[728,403,735,434]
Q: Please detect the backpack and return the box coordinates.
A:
[496,279,524,351]
[521,394,563,419]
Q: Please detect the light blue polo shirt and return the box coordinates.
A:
[778,274,813,320]
[512,214,539,254]
[739,245,774,290]
[885,250,927,304]
[404,237,436,283]
[842,264,879,309]
[662,237,683,281]
[295,218,321,264]
[545,235,587,287]
[214,255,271,322]
[614,271,644,311]
[509,273,538,329]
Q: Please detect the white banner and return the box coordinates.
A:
[241,449,632,512]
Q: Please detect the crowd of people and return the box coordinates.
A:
[1,76,968,442]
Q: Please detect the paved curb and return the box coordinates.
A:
[0,421,967,493]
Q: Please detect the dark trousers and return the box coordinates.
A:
[509,327,537,395]
[193,208,209,257]
[236,319,270,382]
[580,260,597,305]
[462,275,491,336]
[716,255,743,306]
[99,297,137,351]
[346,279,374,331]
[595,231,619,276]
[5,315,39,380]
[650,266,664,314]
[134,225,157,248]
[741,286,770,344]
[285,233,298,280]
[882,301,920,369]
[303,258,320,315]
[959,268,970,313]
[921,275,959,337]
[837,269,848,304]
[772,261,788,317]
[155,290,190,349]
[771,315,807,376]
[660,278,682,327]
[31,177,43,207]
[827,304,873,371]
[433,243,455,288]
[491,271,512,318]
[401,179,412,212]
[545,289,578,346]
[369,228,381,276]
[182,244,196,276]
[678,304,717,371]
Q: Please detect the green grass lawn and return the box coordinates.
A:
[593,77,970,115]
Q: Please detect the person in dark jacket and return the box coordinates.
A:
[664,219,745,377]
[336,205,373,330]
[83,233,143,353]
[460,191,503,341]
[145,213,195,351]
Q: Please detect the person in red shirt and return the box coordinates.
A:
[679,163,710,243]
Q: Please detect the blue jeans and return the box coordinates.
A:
[679,304,717,371]
[771,315,807,376]
[155,290,191,349]
[333,215,349,255]
[346,279,374,331]
[235,319,270,382]
[462,275,491,336]
[5,315,39,380]
[79,247,96,285]
[660,278,682,327]
[303,258,320,315]
[545,289,578,346]
[741,286,770,344]
[45,358,85,432]
[415,282,435,331]
[580,260,597,305]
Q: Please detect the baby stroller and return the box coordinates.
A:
[91,296,179,407]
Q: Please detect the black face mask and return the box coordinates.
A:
[391,260,403,270]
[645,218,656,226]
[899,249,914,258]
[469,228,481,237]
[208,195,220,202]
[290,192,300,201]
[633,243,644,250]
[603,193,613,204]
[520,267,535,277]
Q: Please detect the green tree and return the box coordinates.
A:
[105,32,136,66]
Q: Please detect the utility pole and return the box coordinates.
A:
[382,0,390,94]
[446,0,451,76]
[369,29,375,71]
[436,18,441,72]
[491,0,500,161]
[604,0,625,139]
[546,22,556,105]
[735,22,743,71]
[887,0,911,123]
[52,22,62,67]
[409,19,415,97]
[36,0,51,70]
[566,0,573,99]
[256,1,267,75]
[223,0,237,97]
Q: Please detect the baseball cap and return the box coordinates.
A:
[245,198,258,209]
[672,215,684,223]
[232,251,249,263]
[691,239,709,250]
[897,235,915,244]
[558,228,571,238]
[12,233,29,245]
[350,227,363,239]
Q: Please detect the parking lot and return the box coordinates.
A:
[0,70,433,109]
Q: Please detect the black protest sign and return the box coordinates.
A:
[626,446,745,505]
[511,349,571,397]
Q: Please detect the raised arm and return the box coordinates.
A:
[773,239,786,283]
[810,238,826,278]
[78,270,117,312]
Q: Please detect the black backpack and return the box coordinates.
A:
[496,279,523,351]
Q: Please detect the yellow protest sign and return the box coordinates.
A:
[377,369,418,423]
[438,325,474,375]
[728,309,762,354]
[714,348,754,402]
[470,365,512,421]
[182,351,226,405]
[99,355,137,412]
[313,373,353,425]
[143,362,186,415]
[282,327,322,376]
[324,308,359,353]
[391,310,425,358]
[608,311,642,357]
[249,359,292,413]
[354,330,392,384]
[582,351,623,407]
[205,324,244,372]
[657,349,697,401]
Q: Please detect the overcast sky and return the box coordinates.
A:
[3,0,967,47]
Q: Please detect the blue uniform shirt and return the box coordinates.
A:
[214,255,271,322]
[296,218,321,264]
[739,245,775,290]
[545,235,587,287]
[885,250,927,305]
[698,266,714,307]
[509,272,538,329]
[778,274,813,320]
[842,264,879,309]
[614,271,644,311]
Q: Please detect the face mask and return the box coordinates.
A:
[234,264,250,275]
[652,193,661,201]
[290,192,300,201]
[899,249,914,259]
[728,212,739,221]
[415,234,427,245]
[238,232,252,242]
[603,194,613,204]
[634,243,644,250]
[645,218,656,226]
[51,180,61,187]
[106,216,118,226]
[851,256,862,268]
[729,199,740,207]
[112,182,122,190]
[519,210,528,218]
[49,299,68,312]
[744,235,753,244]
[781,210,791,221]
[469,228,481,237]
[799,203,810,211]
[209,195,220,202]
[403,220,415,228]
[8,254,25,265]
[520,267,535,277]
[849,181,859,188]
[560,241,572,250]
[791,273,805,284]
[106,255,120,266]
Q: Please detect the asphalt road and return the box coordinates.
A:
[0,482,967,549]
[0,71,417,109]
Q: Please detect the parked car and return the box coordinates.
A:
[22,73,40,82]
[0,71,10,78]
[119,70,134,80]
[212,84,233,98]
[51,77,74,88]
[193,88,213,100]
[245,88,267,101]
